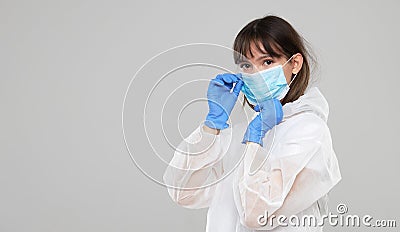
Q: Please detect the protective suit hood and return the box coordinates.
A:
[282,86,329,122]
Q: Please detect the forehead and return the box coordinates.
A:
[248,41,269,57]
[239,41,273,63]
[245,40,284,62]
[234,36,284,64]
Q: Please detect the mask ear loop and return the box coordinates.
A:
[283,54,297,87]
[288,73,298,87]
[282,54,295,67]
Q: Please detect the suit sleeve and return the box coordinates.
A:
[163,123,232,209]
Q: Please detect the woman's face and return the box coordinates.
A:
[238,42,303,84]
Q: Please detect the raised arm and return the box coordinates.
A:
[163,73,244,209]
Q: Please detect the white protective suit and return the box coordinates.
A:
[163,87,342,231]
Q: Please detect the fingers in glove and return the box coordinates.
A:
[259,98,281,110]
[215,73,240,84]
[231,79,244,96]
[210,78,225,86]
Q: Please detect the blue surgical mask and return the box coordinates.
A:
[240,55,297,105]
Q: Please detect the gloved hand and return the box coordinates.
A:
[242,98,283,146]
[204,73,244,130]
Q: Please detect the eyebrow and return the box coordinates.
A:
[236,53,272,63]
[255,54,272,61]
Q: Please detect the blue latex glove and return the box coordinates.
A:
[204,73,244,130]
[242,98,283,146]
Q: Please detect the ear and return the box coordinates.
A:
[291,53,303,74]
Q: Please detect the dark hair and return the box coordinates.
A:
[233,15,316,107]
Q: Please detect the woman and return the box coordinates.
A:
[163,15,341,231]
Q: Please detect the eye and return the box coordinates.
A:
[239,62,253,71]
[263,59,273,65]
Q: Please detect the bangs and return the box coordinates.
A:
[233,21,284,64]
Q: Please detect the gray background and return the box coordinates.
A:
[1,0,399,231]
